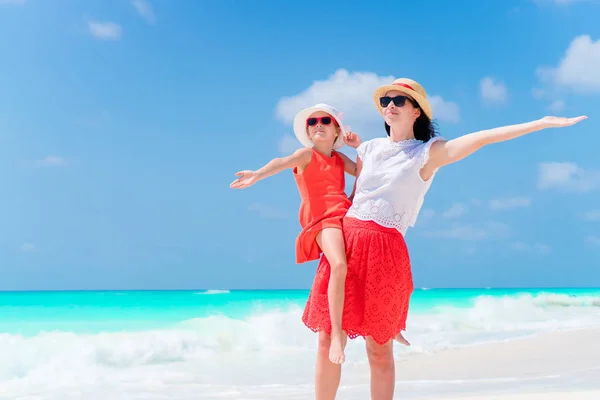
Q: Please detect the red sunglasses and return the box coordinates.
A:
[306,116,336,126]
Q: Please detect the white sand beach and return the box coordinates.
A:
[331,327,600,399]
[190,326,600,399]
[440,392,600,400]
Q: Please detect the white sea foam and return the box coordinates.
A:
[196,289,230,295]
[2,293,600,399]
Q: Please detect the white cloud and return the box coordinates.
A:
[275,69,393,125]
[248,203,287,219]
[274,69,461,141]
[536,35,600,94]
[88,21,122,40]
[537,162,600,192]
[421,209,436,219]
[428,96,461,123]
[37,155,68,167]
[531,88,549,100]
[131,0,156,24]
[20,242,35,252]
[278,134,301,155]
[548,99,565,113]
[582,210,600,221]
[480,77,508,104]
[422,222,509,241]
[584,235,600,246]
[442,203,467,219]
[489,196,531,210]
[512,241,552,255]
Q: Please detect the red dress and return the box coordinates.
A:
[293,149,351,264]
[302,216,414,345]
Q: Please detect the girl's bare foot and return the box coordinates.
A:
[394,332,410,346]
[329,332,346,364]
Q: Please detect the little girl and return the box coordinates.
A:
[230,103,359,364]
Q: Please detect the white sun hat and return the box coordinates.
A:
[292,103,347,150]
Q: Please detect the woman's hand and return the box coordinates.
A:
[539,115,587,128]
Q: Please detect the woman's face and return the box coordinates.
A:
[381,90,420,125]
[306,111,339,147]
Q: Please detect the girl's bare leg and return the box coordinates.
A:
[315,331,345,400]
[316,227,348,364]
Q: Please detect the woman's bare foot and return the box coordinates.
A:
[329,332,346,364]
[394,332,410,346]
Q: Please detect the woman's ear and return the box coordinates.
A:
[413,108,421,120]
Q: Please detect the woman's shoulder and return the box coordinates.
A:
[356,137,386,158]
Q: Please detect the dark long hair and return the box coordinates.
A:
[384,109,438,142]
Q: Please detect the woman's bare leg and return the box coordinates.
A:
[315,331,344,400]
[316,227,348,364]
[366,337,395,400]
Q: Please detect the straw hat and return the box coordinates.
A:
[293,103,347,150]
[372,78,433,119]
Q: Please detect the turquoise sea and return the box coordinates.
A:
[2,288,600,399]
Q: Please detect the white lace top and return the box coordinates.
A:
[346,136,444,235]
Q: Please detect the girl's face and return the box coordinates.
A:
[306,111,340,147]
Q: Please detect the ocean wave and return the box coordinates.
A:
[2,292,599,398]
[195,289,230,295]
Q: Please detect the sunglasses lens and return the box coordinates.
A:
[393,96,407,107]
[380,97,391,107]
[380,96,408,107]
[307,117,333,126]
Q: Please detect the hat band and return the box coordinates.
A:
[393,82,415,91]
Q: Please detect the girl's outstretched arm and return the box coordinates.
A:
[422,115,587,180]
[230,147,312,189]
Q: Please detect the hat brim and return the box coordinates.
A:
[293,106,347,150]
[373,85,433,120]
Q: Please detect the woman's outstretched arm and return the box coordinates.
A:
[422,115,587,179]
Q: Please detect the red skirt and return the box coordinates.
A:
[302,216,414,345]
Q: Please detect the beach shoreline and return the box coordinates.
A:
[3,289,599,399]
[338,327,600,399]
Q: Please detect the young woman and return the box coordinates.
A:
[301,78,587,400]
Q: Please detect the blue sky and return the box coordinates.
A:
[0,0,599,291]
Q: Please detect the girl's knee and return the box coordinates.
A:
[330,260,347,278]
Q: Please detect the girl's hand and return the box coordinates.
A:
[540,115,587,128]
[343,130,362,149]
[230,170,259,189]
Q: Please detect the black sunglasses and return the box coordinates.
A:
[306,116,333,126]
[379,95,417,108]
